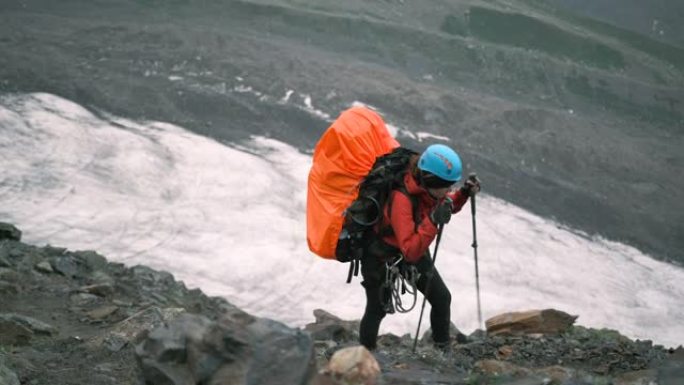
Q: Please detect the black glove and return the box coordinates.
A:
[461,173,481,197]
[430,199,452,226]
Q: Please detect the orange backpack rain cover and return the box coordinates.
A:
[307,106,400,259]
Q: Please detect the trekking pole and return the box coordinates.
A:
[471,193,483,329]
[412,223,444,353]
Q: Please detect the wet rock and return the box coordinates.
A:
[35,261,54,274]
[305,309,359,343]
[486,309,578,336]
[0,223,21,241]
[318,346,380,385]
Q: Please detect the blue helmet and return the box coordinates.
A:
[418,144,462,183]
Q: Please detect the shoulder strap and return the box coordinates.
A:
[383,186,420,235]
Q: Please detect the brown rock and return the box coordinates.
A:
[495,345,514,360]
[86,305,119,320]
[321,346,380,385]
[79,283,114,297]
[485,309,578,336]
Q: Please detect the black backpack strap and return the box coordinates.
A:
[346,243,363,283]
[347,259,358,283]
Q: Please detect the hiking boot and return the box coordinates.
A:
[433,341,452,355]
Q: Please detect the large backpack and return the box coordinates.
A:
[306,106,417,282]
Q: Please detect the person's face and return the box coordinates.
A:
[427,186,451,199]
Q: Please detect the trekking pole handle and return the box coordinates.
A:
[470,194,477,249]
[468,173,477,218]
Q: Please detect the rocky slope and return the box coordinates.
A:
[1,222,682,385]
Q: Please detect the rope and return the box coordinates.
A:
[381,256,419,314]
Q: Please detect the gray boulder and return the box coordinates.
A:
[0,223,21,241]
[50,256,81,278]
[0,313,58,345]
[72,250,108,271]
[136,313,315,385]
[246,318,316,385]
[305,309,359,343]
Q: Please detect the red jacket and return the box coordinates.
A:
[379,171,469,263]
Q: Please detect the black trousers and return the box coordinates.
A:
[359,252,451,350]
